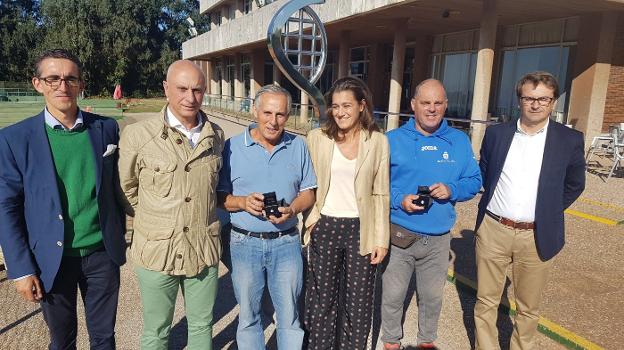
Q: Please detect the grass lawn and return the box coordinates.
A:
[0,97,166,128]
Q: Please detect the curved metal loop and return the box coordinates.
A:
[267,0,327,123]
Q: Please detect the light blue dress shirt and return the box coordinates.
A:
[44,107,84,130]
[217,124,317,232]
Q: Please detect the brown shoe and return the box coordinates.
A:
[384,342,401,350]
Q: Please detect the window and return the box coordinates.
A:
[264,61,274,87]
[430,53,478,118]
[493,18,578,122]
[241,55,251,98]
[243,0,252,14]
[401,48,415,112]
[316,50,336,95]
[214,60,223,96]
[214,12,221,26]
[226,57,236,98]
[349,46,370,82]
[430,30,479,118]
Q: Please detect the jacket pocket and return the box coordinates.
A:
[139,239,172,271]
[134,212,175,240]
[194,225,222,267]
[140,157,177,197]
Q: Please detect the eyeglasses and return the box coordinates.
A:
[519,96,554,106]
[38,76,81,89]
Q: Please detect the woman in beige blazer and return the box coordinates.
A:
[304,77,390,349]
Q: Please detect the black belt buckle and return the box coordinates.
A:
[258,232,276,239]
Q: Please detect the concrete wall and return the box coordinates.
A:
[603,14,624,130]
[567,12,617,144]
[184,0,410,59]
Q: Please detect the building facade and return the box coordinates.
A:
[182,0,624,150]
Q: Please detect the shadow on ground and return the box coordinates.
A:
[368,230,517,350]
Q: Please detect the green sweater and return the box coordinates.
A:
[46,125,103,256]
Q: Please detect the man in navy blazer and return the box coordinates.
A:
[473,71,585,350]
[0,49,126,349]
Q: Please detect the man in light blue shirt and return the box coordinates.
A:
[217,84,316,350]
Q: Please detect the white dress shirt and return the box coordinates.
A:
[166,107,203,148]
[487,120,549,222]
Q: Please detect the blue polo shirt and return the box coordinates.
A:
[217,124,317,232]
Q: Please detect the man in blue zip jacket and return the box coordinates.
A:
[381,79,482,350]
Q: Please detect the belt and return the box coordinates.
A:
[231,225,298,239]
[486,210,535,230]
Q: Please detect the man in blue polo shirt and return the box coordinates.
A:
[381,79,481,350]
[217,84,316,350]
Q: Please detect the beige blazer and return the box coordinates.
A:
[304,128,390,255]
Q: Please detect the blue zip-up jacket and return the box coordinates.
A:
[386,118,482,235]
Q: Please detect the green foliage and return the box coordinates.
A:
[0,0,42,81]
[0,0,205,97]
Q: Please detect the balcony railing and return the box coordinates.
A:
[202,94,318,132]
[202,93,499,135]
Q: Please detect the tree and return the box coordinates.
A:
[0,0,43,82]
[1,0,208,96]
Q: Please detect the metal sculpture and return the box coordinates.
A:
[267,0,327,123]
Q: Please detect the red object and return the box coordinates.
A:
[113,84,123,100]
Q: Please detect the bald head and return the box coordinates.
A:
[410,79,448,135]
[413,79,447,100]
[163,60,207,122]
[166,60,206,87]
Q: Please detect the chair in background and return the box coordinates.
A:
[607,126,624,180]
[586,125,617,163]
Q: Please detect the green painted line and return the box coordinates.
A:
[446,269,605,350]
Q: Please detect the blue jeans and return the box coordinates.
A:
[229,229,304,350]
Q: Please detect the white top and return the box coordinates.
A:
[166,107,203,148]
[320,144,359,218]
[487,119,549,222]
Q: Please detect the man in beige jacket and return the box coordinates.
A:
[118,60,224,350]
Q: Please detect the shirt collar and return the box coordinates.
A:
[244,123,294,147]
[44,107,84,131]
[166,107,202,132]
[516,118,549,136]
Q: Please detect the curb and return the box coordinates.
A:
[446,269,605,350]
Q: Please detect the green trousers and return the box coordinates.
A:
[135,265,219,350]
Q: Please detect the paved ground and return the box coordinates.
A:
[0,112,622,349]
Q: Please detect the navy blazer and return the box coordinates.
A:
[0,111,127,292]
[475,120,585,261]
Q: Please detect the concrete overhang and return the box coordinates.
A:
[200,0,231,14]
[185,0,624,60]
[185,0,414,59]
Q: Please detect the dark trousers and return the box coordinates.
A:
[40,249,120,350]
[305,215,376,350]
